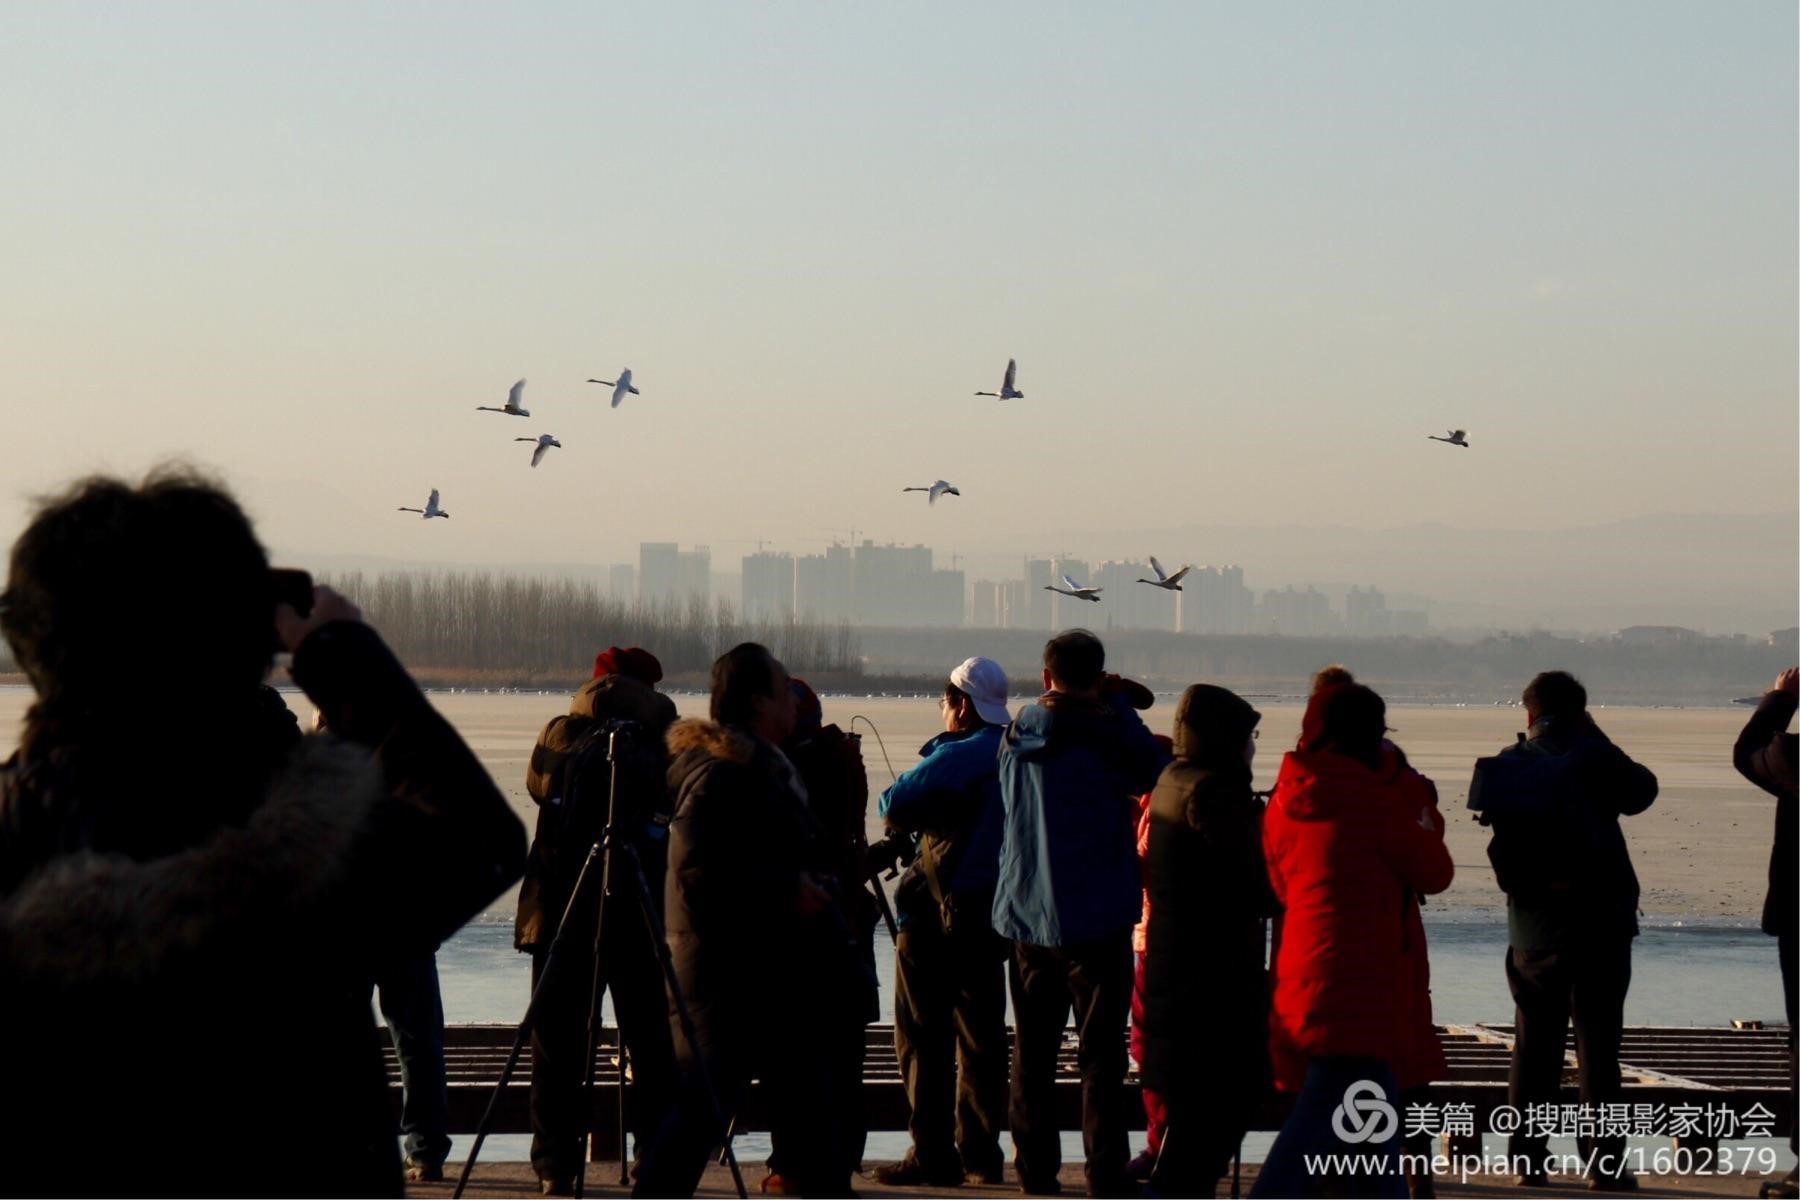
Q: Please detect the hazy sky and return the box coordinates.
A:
[3,2,1794,576]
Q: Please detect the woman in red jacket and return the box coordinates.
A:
[1294,669,1449,1197]
[1251,683,1454,1199]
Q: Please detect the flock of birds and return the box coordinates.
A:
[398,358,1474,609]
[396,370,644,515]
[898,360,1474,603]
[1042,556,1190,603]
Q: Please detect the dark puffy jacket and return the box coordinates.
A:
[515,673,678,951]
[992,692,1168,948]
[1264,745,1454,1089]
[0,620,525,1197]
[787,723,877,933]
[1734,689,1798,937]
[1478,713,1658,951]
[663,718,858,1071]
[787,722,881,1023]
[1139,687,1274,1100]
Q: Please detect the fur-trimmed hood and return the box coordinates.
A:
[0,735,382,985]
[667,717,757,766]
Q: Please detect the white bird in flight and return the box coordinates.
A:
[588,369,640,409]
[973,358,1023,400]
[1427,429,1470,447]
[903,480,961,505]
[396,488,449,519]
[476,379,530,417]
[1045,573,1102,602]
[516,434,562,467]
[1137,556,1191,591]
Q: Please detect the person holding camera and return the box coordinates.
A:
[635,643,860,1199]
[515,646,682,1196]
[1732,667,1796,1200]
[993,630,1168,1197]
[1473,671,1657,1191]
[0,470,526,1196]
[872,656,1012,1189]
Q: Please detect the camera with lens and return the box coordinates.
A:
[600,716,643,754]
[864,828,917,880]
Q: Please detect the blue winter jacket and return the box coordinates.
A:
[992,693,1170,947]
[879,725,1005,900]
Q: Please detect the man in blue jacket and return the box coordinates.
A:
[993,630,1168,1197]
[874,656,1013,1188]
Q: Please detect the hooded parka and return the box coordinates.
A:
[1263,732,1453,1090]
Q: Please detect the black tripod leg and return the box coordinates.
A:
[622,842,749,1200]
[454,842,605,1200]
[618,1041,631,1186]
[716,1115,736,1167]
[575,817,622,1200]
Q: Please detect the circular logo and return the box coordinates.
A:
[1331,1079,1399,1144]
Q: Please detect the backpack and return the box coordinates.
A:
[541,717,673,904]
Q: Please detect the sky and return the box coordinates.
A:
[1,3,1795,607]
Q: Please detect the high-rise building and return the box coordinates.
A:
[926,569,966,628]
[970,580,1002,628]
[1092,560,1179,633]
[852,541,934,626]
[607,563,637,605]
[1185,565,1255,634]
[677,547,712,606]
[795,543,853,623]
[741,552,796,622]
[1050,556,1091,630]
[638,542,680,607]
[1023,559,1052,630]
[998,579,1024,629]
[1260,585,1336,636]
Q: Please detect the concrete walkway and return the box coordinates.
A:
[411,1159,1784,1198]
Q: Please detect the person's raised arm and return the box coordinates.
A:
[880,736,990,833]
[1103,689,1171,796]
[1382,783,1454,897]
[282,587,525,952]
[1734,668,1798,798]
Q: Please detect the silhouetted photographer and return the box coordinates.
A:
[1470,670,1657,1192]
[637,643,866,1199]
[0,469,525,1197]
[512,648,682,1196]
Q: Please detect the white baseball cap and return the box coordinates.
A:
[949,656,1012,726]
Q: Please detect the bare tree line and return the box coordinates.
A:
[323,570,862,682]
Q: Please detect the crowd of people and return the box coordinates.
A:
[0,470,1792,1200]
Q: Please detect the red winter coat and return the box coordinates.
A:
[1263,744,1453,1092]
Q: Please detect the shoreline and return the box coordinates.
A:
[0,674,1769,709]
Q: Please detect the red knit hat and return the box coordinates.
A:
[593,645,663,685]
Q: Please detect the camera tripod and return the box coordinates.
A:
[454,723,746,1200]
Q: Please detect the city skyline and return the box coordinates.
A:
[287,501,1796,641]
[619,539,1432,638]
